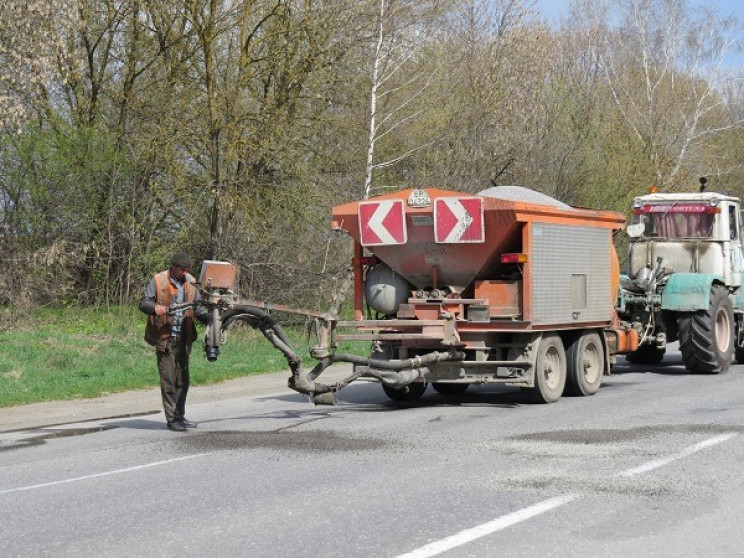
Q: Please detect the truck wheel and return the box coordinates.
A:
[625,344,665,364]
[382,382,427,401]
[431,383,469,395]
[564,331,604,396]
[521,333,566,404]
[677,285,734,374]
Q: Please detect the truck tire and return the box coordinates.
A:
[677,284,734,374]
[521,333,566,403]
[564,331,604,396]
[431,382,469,395]
[382,382,427,401]
[625,345,665,364]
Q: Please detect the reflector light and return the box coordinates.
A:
[501,253,528,264]
[360,256,379,266]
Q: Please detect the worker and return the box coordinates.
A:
[139,251,210,432]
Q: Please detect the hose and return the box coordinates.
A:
[290,349,466,400]
[215,304,466,405]
[328,350,465,371]
[219,305,302,373]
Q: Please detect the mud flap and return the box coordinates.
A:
[504,332,542,387]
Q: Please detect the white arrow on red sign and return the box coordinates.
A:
[358,199,407,246]
[434,197,484,243]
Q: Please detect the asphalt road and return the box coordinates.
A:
[3,348,744,557]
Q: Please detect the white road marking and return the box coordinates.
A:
[0,453,212,495]
[395,433,736,558]
[618,432,736,477]
[395,494,578,558]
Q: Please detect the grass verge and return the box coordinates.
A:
[0,305,364,408]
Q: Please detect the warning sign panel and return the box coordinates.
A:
[434,197,484,243]
[359,199,407,246]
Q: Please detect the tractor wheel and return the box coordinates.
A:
[677,285,734,374]
[564,331,604,396]
[625,344,665,365]
[521,333,566,404]
[382,382,427,401]
[431,382,469,395]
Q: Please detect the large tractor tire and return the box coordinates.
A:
[625,344,665,365]
[677,285,734,374]
[382,382,427,401]
[521,333,566,404]
[564,331,604,396]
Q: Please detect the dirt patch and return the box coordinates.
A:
[508,424,744,445]
[177,429,389,453]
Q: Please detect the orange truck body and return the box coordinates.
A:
[321,187,640,403]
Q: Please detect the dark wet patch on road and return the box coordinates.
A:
[0,425,117,452]
[0,411,158,434]
[176,429,389,453]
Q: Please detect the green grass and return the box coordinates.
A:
[0,305,366,408]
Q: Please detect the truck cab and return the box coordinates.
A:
[626,192,744,288]
[619,185,743,373]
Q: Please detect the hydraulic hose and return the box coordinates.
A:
[214,304,465,405]
[289,349,466,401]
[328,350,465,371]
[219,305,302,373]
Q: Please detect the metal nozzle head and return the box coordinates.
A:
[205,345,220,362]
[311,392,337,406]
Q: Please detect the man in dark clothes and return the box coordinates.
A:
[139,252,210,432]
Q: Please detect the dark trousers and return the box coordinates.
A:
[156,336,191,424]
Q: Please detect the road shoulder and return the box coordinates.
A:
[0,365,353,432]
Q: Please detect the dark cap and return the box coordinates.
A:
[171,251,193,268]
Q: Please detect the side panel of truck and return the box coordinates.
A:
[530,223,613,326]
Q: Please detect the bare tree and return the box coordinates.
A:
[361,0,446,199]
[412,0,544,191]
[0,1,81,130]
[577,0,744,189]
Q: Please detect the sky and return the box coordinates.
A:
[536,0,744,69]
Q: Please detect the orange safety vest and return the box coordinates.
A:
[144,270,198,351]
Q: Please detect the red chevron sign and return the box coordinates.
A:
[434,197,484,243]
[358,199,407,246]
